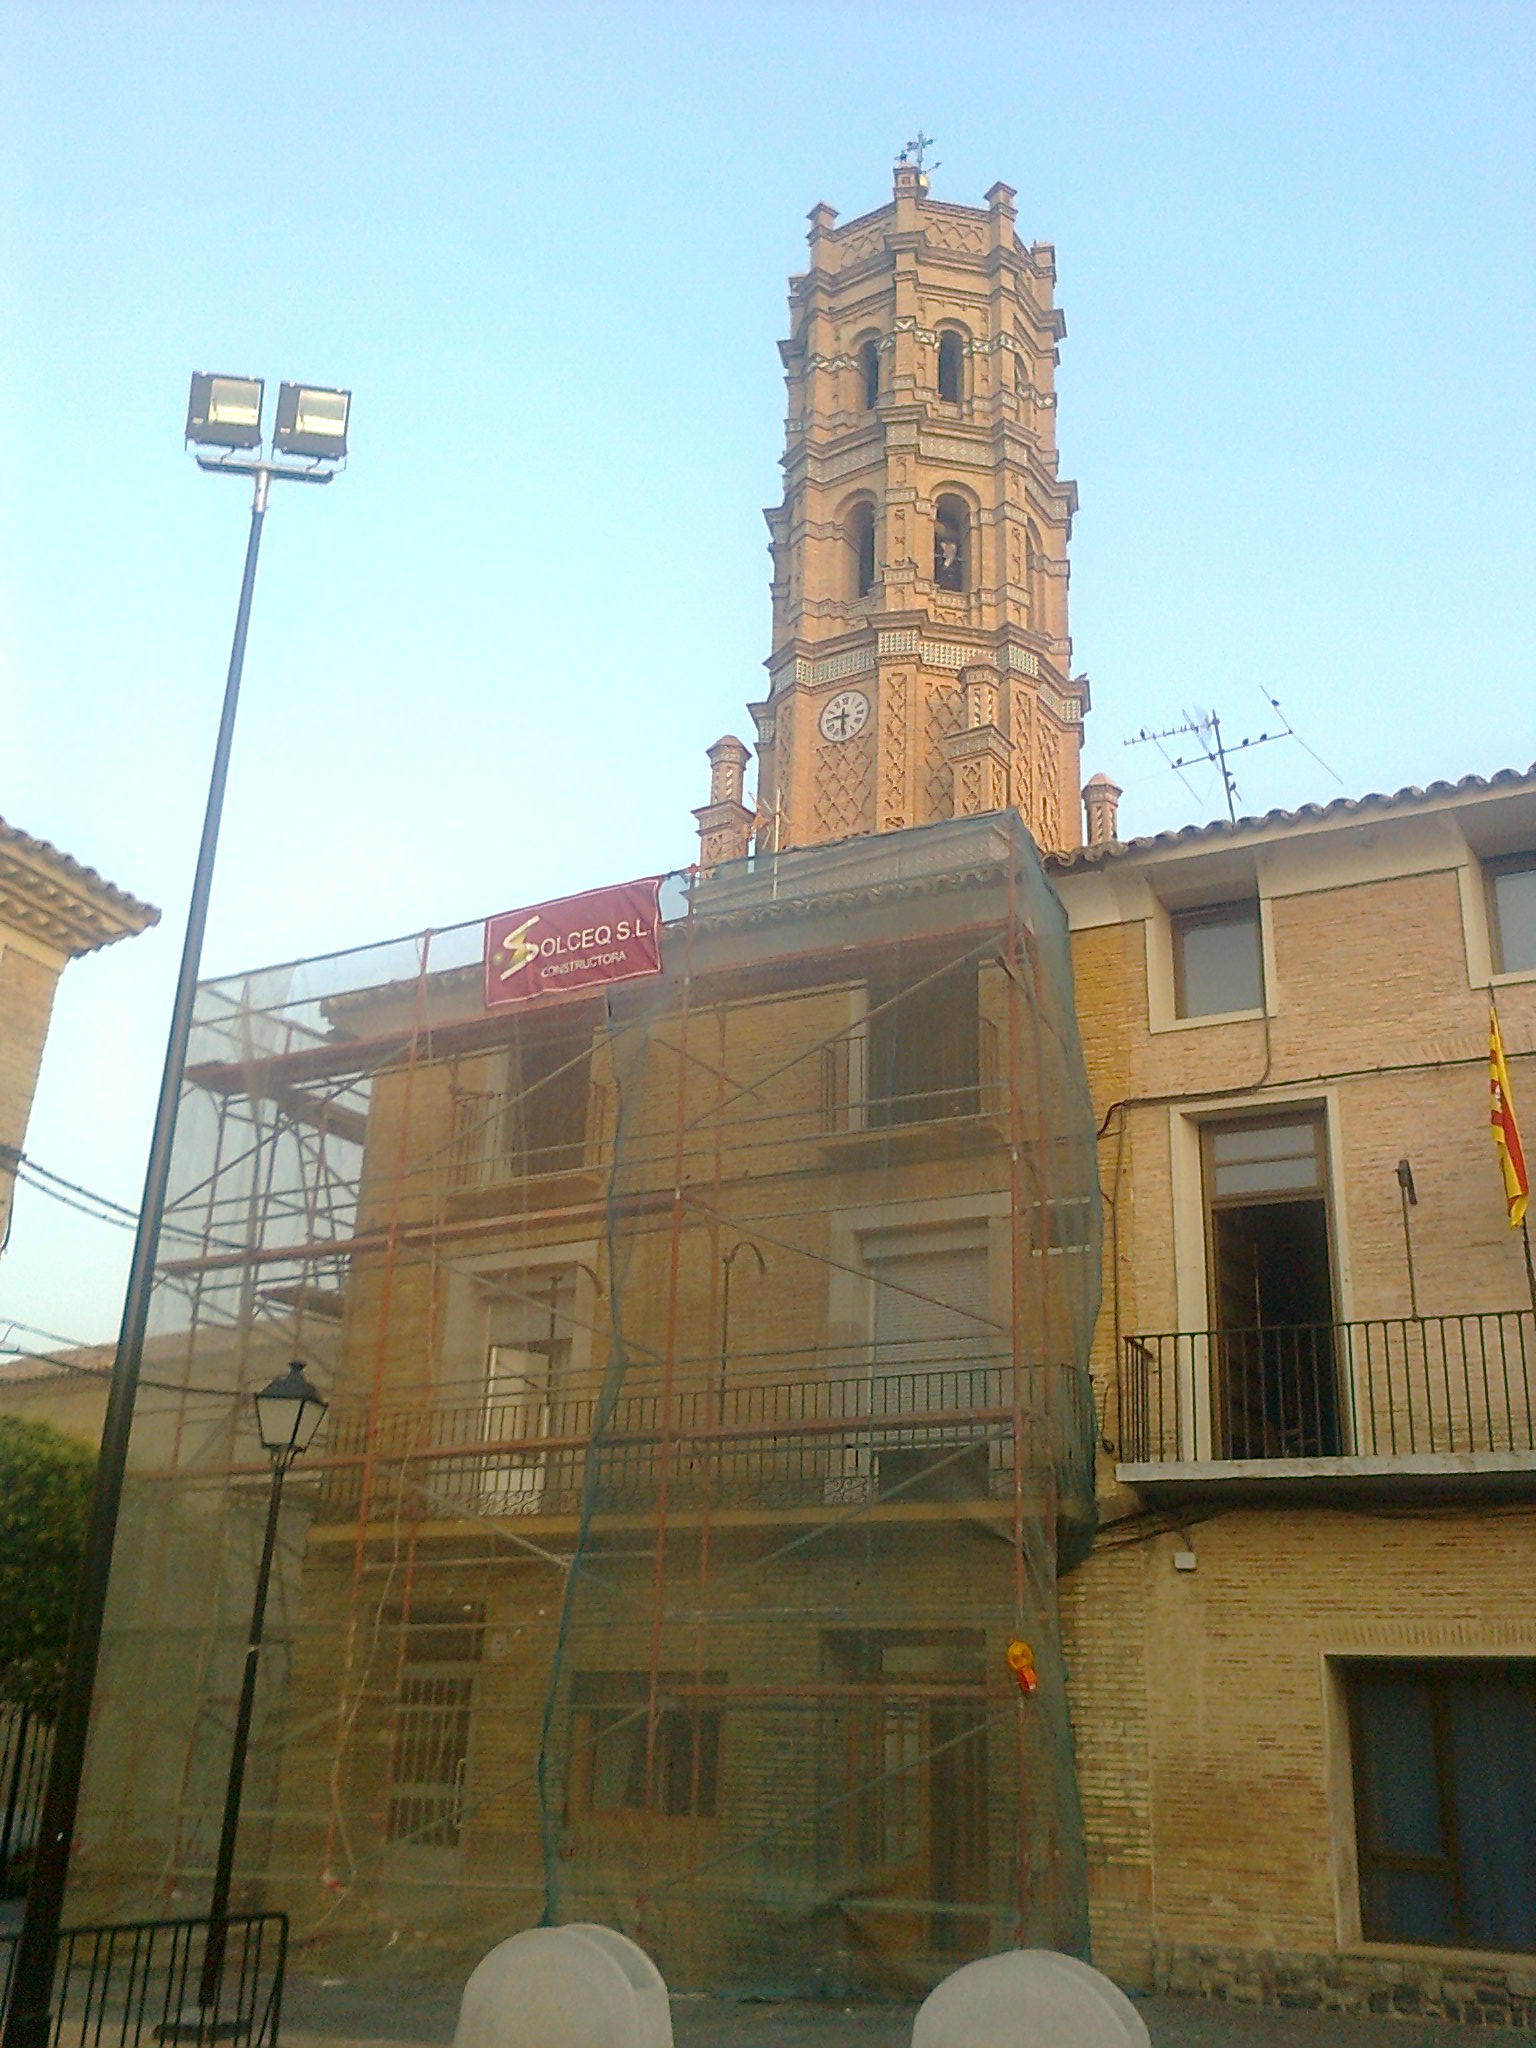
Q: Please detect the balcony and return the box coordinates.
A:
[312,1359,1096,1550]
[1117,1314,1536,1504]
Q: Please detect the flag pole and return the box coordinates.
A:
[1490,987,1535,1322]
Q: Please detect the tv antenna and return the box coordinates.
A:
[1124,688,1341,823]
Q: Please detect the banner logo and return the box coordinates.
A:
[483,877,664,1009]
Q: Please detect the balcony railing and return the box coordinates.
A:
[1119,1314,1536,1466]
[315,1360,1095,1522]
[0,1703,52,1897]
[0,1911,286,2048]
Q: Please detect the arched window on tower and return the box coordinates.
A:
[1026,521,1048,626]
[937,330,965,405]
[934,496,969,593]
[1014,350,1029,397]
[858,339,880,411]
[848,501,877,598]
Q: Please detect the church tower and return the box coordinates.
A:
[740,156,1088,860]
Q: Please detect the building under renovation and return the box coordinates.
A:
[59,160,1536,2020]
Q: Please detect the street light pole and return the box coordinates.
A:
[199,1364,327,2011]
[199,1431,287,2010]
[2,378,348,2048]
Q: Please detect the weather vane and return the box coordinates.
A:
[899,132,939,174]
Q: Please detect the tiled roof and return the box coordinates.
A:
[1045,765,1536,874]
[0,816,159,957]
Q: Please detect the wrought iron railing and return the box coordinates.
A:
[0,1705,53,1897]
[315,1359,1096,1521]
[0,1910,286,2048]
[1118,1314,1536,1465]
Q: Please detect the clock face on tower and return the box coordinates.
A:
[818,689,871,743]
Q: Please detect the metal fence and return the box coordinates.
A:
[0,1706,53,1897]
[1118,1313,1536,1465]
[0,1912,286,2048]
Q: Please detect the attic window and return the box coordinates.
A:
[1172,904,1264,1018]
[1488,858,1536,974]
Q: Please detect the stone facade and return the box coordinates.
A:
[1156,1942,1536,2025]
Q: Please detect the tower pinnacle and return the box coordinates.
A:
[743,171,1087,856]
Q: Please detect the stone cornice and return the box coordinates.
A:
[0,818,159,959]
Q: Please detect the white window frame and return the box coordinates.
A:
[1168,1091,1354,1460]
[1146,893,1277,1035]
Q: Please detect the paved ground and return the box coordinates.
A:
[282,1975,1536,2046]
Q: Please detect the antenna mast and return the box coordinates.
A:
[1124,691,1342,824]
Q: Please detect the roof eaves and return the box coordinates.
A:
[0,816,160,958]
[1044,765,1536,876]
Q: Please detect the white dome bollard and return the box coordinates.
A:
[912,1949,1150,2048]
[452,1923,673,2048]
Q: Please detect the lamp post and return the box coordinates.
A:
[715,1241,766,1461]
[1396,1157,1419,1318]
[2,378,349,2048]
[199,1363,327,2010]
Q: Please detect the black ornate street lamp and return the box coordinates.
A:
[199,1363,328,2008]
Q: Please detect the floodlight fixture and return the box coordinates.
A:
[185,373,265,450]
[273,382,350,461]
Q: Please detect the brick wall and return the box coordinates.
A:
[0,940,63,1249]
[1058,843,1536,2006]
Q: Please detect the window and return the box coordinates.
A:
[479,1265,575,1509]
[1203,1115,1338,1457]
[865,1226,993,1498]
[937,331,965,404]
[454,1026,593,1185]
[1024,1194,1096,1255]
[1347,1659,1536,1953]
[867,958,979,1124]
[848,500,877,598]
[387,1607,483,1849]
[1488,858,1536,974]
[505,1030,591,1171]
[858,338,880,410]
[1172,903,1263,1018]
[933,496,969,594]
[567,1672,722,1819]
[1013,351,1028,396]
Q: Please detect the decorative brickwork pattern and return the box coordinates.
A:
[1035,717,1063,848]
[813,730,875,839]
[881,672,909,831]
[1011,684,1034,821]
[924,686,968,822]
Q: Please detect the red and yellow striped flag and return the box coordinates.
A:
[1490,1006,1529,1229]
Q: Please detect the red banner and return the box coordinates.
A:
[483,878,664,1009]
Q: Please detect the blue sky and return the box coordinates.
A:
[2,0,1533,1349]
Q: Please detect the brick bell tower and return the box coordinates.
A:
[727,151,1088,862]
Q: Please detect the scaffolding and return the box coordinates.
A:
[70,812,1102,1999]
